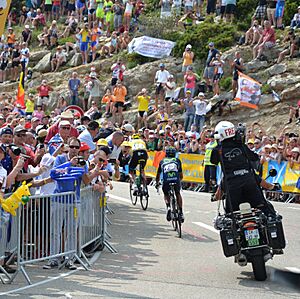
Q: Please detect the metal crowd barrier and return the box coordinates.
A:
[0,187,117,286]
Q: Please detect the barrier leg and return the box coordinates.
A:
[74,254,89,270]
[20,266,31,285]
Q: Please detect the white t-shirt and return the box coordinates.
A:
[193,99,207,116]
[79,129,96,152]
[0,165,7,192]
[165,81,176,98]
[212,59,224,74]
[155,70,170,84]
[21,48,30,62]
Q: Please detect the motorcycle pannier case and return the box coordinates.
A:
[220,228,239,257]
[267,218,286,249]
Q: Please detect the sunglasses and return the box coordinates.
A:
[99,158,105,162]
[61,126,71,130]
[69,145,80,149]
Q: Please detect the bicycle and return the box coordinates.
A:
[129,163,149,210]
[157,183,182,238]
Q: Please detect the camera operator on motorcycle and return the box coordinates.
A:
[210,121,277,217]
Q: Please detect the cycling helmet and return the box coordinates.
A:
[165,146,177,158]
[131,133,140,139]
[214,121,235,141]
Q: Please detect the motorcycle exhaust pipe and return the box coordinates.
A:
[237,253,248,267]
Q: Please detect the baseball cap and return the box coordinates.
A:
[159,129,165,135]
[80,142,90,152]
[13,125,27,135]
[0,127,13,136]
[208,42,214,46]
[198,92,205,97]
[25,25,30,29]
[186,44,192,49]
[123,123,134,132]
[97,139,108,146]
[121,141,132,147]
[165,125,171,129]
[89,72,97,78]
[186,90,191,94]
[247,139,255,144]
[159,63,165,67]
[31,117,40,123]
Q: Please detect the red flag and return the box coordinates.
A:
[16,71,25,107]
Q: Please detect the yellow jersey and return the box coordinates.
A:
[137,95,150,112]
[130,139,146,152]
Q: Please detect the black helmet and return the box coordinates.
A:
[165,146,176,158]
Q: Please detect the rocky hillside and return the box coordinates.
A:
[2,41,300,135]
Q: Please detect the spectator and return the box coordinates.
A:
[156,105,169,131]
[253,20,276,60]
[79,23,90,64]
[172,0,182,17]
[124,0,134,31]
[178,11,198,29]
[184,66,197,97]
[37,80,53,110]
[78,120,100,152]
[32,8,46,28]
[68,72,81,106]
[107,131,125,159]
[231,51,244,98]
[203,42,219,93]
[100,31,119,57]
[244,20,262,46]
[275,0,285,29]
[277,30,300,63]
[33,105,46,121]
[52,0,61,20]
[164,75,176,116]
[51,46,67,72]
[252,0,267,25]
[87,72,101,108]
[25,93,35,116]
[225,0,236,23]
[7,27,16,48]
[111,59,126,86]
[90,21,102,62]
[266,0,277,26]
[48,20,59,48]
[160,0,172,18]
[88,0,97,26]
[210,53,225,98]
[206,0,216,15]
[44,0,53,22]
[20,42,30,76]
[186,123,200,140]
[102,88,116,117]
[193,92,207,133]
[136,88,150,129]
[154,63,170,108]
[0,46,10,83]
[113,81,127,125]
[113,0,124,31]
[181,90,195,132]
[76,0,86,22]
[290,6,300,29]
[182,44,194,73]
[287,101,300,125]
[104,0,114,36]
[38,26,50,47]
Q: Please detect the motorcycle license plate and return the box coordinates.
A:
[244,229,260,247]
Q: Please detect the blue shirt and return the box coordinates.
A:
[68,78,81,95]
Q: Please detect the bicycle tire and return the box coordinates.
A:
[176,218,182,238]
[129,182,137,206]
[140,185,149,210]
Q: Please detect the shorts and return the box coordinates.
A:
[0,62,8,71]
[45,4,52,12]
[232,71,239,81]
[275,1,284,18]
[254,5,267,19]
[203,66,214,80]
[37,96,49,106]
[263,41,275,48]
[111,77,118,86]
[162,181,181,196]
[114,101,124,109]
[76,0,85,10]
[220,5,226,15]
[206,0,216,14]
[225,4,236,15]
[213,73,223,82]
[138,111,147,118]
[165,97,173,102]
[129,149,148,172]
[124,12,132,17]
[88,8,96,15]
[68,3,76,11]
[12,61,20,68]
[52,5,60,13]
[91,41,98,50]
[80,41,88,52]
[155,83,165,95]
[96,8,104,19]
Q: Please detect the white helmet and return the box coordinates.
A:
[214,121,236,141]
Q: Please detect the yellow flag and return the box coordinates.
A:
[0,1,12,37]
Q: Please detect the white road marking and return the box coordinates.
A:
[108,194,131,203]
[193,222,219,234]
[285,267,300,274]
[0,252,101,296]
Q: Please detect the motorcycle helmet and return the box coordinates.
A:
[165,146,177,158]
[214,121,236,141]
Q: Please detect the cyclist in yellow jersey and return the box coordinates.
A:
[129,134,148,195]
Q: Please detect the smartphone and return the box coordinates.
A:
[108,158,116,164]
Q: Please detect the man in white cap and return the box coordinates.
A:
[182,44,194,73]
[193,92,207,133]
[45,111,79,143]
[154,63,170,108]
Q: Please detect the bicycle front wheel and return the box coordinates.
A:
[140,185,149,210]
[129,182,137,206]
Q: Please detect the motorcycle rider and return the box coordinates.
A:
[210,121,276,216]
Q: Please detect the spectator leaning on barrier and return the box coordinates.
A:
[78,120,100,153]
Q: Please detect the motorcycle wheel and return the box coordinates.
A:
[251,255,267,281]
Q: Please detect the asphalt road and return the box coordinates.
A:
[1,182,300,298]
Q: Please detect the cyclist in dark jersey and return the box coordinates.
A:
[156,147,184,222]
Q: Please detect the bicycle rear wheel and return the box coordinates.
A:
[176,218,182,238]
[129,182,137,206]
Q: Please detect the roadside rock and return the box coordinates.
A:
[267,74,300,91]
[281,82,300,100]
[33,52,52,73]
[68,53,82,67]
[267,64,287,76]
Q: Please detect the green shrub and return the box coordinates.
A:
[261,84,272,94]
[219,77,232,91]
[283,0,299,26]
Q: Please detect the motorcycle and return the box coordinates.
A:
[214,169,286,281]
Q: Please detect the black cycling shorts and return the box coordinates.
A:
[162,181,181,196]
[129,150,148,171]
